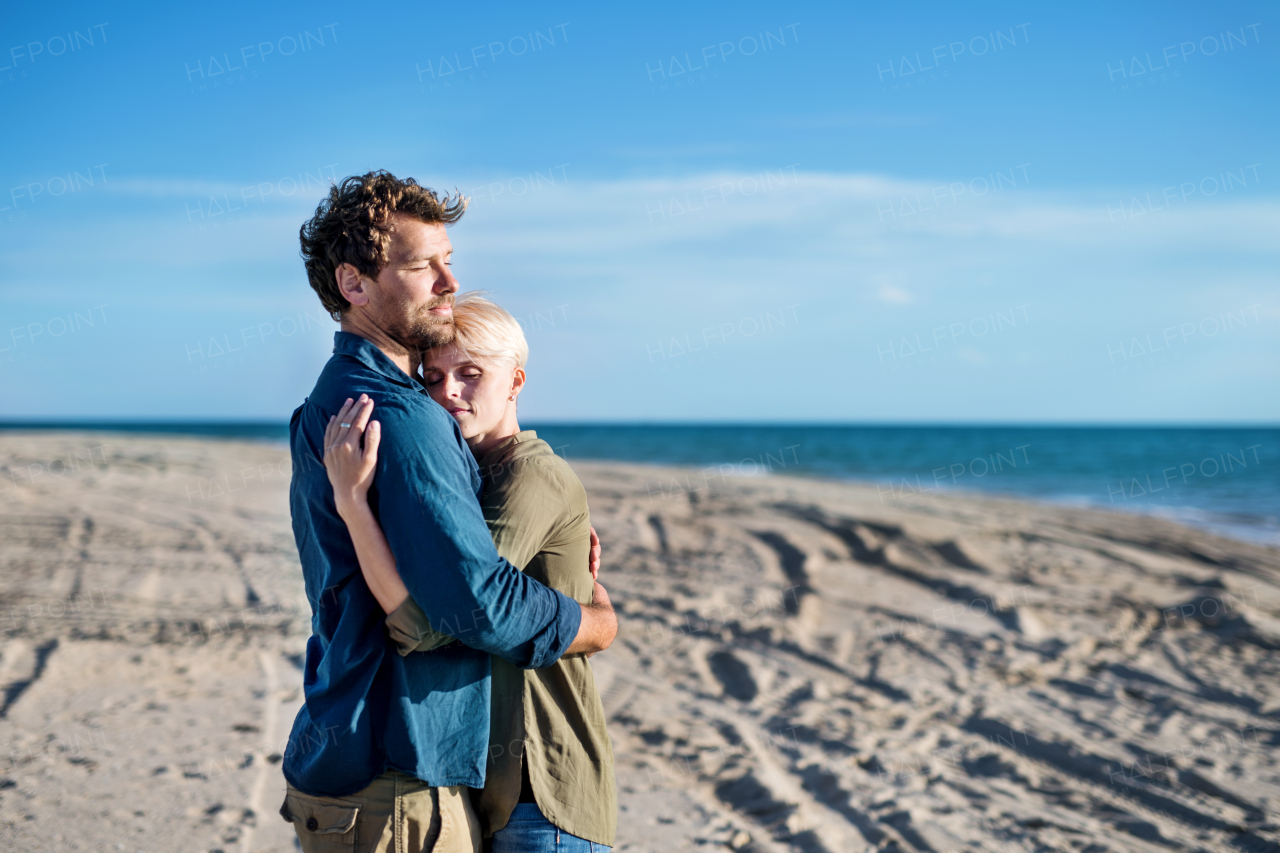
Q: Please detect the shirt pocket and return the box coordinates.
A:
[281,791,360,852]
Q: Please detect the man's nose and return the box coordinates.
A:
[436,263,459,294]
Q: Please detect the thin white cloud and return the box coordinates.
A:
[8,168,1278,292]
[101,170,339,202]
[4,168,1275,422]
[879,284,914,304]
[761,113,937,129]
[453,169,1280,257]
[101,177,247,198]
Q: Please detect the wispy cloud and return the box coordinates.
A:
[760,113,938,130]
[455,169,1280,257]
[100,167,340,204]
[101,177,248,198]
[879,284,914,304]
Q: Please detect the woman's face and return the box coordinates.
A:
[422,345,522,443]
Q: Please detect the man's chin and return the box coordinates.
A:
[417,324,456,350]
[397,317,455,350]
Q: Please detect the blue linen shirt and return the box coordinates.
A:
[282,331,581,796]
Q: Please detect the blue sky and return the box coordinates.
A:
[2,1,1276,422]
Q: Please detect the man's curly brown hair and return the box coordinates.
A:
[299,171,467,319]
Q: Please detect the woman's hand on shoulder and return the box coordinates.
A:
[323,395,381,519]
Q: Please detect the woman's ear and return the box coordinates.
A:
[509,367,526,401]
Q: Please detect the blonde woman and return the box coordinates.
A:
[323,293,616,853]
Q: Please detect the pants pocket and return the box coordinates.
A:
[281,790,360,853]
[435,785,483,853]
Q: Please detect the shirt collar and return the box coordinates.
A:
[332,331,421,390]
[475,430,538,472]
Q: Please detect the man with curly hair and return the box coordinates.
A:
[278,171,617,853]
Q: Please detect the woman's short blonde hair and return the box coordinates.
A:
[435,292,528,369]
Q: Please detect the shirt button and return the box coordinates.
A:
[306,817,319,831]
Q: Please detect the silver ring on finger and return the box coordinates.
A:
[339,422,352,428]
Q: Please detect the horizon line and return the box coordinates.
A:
[1,419,1277,430]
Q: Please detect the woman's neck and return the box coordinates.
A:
[467,415,521,460]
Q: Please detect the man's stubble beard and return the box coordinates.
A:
[385,294,457,352]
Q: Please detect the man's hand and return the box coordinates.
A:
[566,580,616,656]
[588,526,601,580]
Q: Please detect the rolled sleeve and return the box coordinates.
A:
[384,597,456,656]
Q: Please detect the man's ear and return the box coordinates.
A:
[336,263,371,308]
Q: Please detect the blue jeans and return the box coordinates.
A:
[490,803,611,853]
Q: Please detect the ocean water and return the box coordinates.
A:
[2,422,1275,545]
[529,425,1280,545]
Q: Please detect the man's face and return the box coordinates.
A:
[366,214,459,351]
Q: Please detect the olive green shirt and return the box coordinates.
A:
[384,431,617,845]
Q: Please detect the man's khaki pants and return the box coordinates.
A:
[281,769,481,853]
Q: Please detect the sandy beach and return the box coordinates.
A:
[1,432,1277,853]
